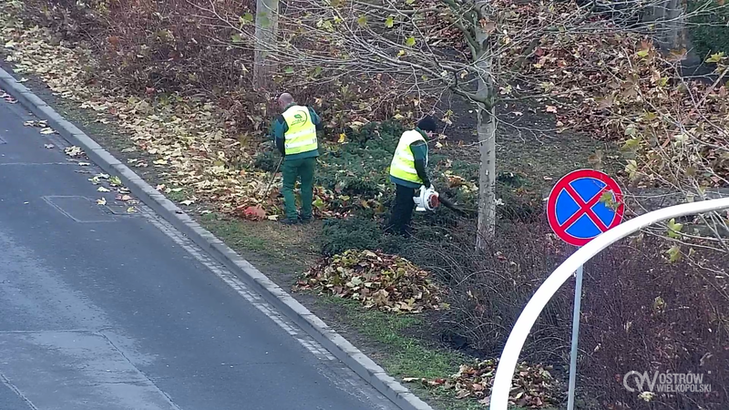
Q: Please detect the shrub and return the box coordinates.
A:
[496,171,544,223]
[403,219,573,362]
[19,0,418,139]
[342,121,395,148]
[25,0,255,95]
[580,237,728,409]
[314,124,398,198]
[405,217,728,408]
[318,216,402,256]
[427,162,544,225]
[253,150,281,173]
[687,0,729,57]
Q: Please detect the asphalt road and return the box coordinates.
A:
[0,95,396,410]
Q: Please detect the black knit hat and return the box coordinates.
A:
[416,115,437,133]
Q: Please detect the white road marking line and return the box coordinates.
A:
[0,373,40,410]
[0,162,77,166]
[139,207,336,362]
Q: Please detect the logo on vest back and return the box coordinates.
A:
[289,109,309,126]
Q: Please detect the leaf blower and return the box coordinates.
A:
[413,185,467,215]
[413,185,440,212]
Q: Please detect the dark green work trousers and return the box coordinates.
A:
[281,157,316,220]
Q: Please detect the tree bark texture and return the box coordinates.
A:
[253,0,279,90]
[476,101,497,250]
[473,0,497,251]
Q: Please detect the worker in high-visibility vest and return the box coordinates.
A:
[271,93,323,225]
[386,116,437,236]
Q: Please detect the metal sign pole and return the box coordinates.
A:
[567,264,584,410]
[542,169,625,410]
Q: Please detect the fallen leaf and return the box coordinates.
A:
[545,105,558,113]
[40,127,56,135]
[44,143,55,149]
[64,146,84,157]
[96,197,107,205]
[116,194,133,201]
[97,186,111,192]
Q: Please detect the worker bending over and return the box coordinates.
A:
[271,93,323,225]
[386,116,437,236]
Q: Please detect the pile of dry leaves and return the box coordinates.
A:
[404,359,561,408]
[295,249,444,313]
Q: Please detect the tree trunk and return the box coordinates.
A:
[253,0,279,90]
[475,100,497,250]
[473,1,497,251]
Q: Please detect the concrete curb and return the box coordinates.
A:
[0,68,434,410]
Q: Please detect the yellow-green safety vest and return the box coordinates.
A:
[282,105,318,155]
[389,130,427,184]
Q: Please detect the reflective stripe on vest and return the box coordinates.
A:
[282,105,317,155]
[389,130,427,184]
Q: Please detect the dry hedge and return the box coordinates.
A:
[23,0,254,94]
[19,0,418,139]
[405,217,728,409]
[581,237,728,409]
